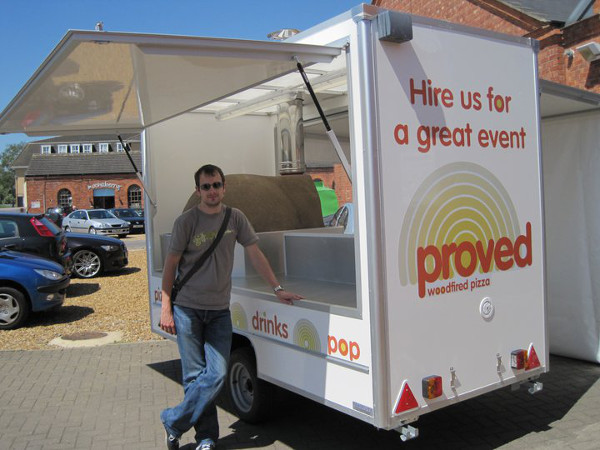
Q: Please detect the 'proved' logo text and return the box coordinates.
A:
[417,222,532,298]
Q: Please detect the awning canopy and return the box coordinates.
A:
[540,79,600,118]
[0,30,341,136]
[1,29,598,137]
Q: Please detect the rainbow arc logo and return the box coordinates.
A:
[398,162,524,294]
[293,319,321,352]
[230,302,248,330]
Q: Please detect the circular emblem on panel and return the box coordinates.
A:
[293,319,321,352]
[230,302,247,330]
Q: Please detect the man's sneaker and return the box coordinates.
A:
[165,430,179,450]
[196,439,216,450]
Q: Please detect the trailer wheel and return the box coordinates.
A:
[226,347,272,423]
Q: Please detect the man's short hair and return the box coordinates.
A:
[194,164,225,188]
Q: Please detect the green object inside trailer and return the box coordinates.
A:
[314,180,339,217]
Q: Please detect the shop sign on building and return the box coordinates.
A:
[88,182,122,191]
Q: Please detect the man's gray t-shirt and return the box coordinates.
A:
[168,205,258,310]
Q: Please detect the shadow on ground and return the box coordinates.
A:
[147,359,182,385]
[27,305,94,327]
[67,282,100,297]
[101,266,141,277]
[147,355,600,449]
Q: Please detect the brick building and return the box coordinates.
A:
[11,135,143,213]
[373,0,600,93]
[306,164,352,206]
[309,0,600,208]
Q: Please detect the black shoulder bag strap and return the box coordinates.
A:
[172,206,232,302]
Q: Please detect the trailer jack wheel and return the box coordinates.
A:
[399,424,419,442]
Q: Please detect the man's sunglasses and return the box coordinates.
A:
[198,182,224,191]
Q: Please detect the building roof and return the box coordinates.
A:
[10,143,37,169]
[25,152,142,177]
[499,0,595,24]
[10,134,139,169]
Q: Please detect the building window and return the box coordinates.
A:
[116,142,124,152]
[58,189,72,208]
[128,185,142,208]
[99,143,109,153]
[58,144,68,154]
[70,144,80,153]
[41,145,51,154]
[83,144,93,153]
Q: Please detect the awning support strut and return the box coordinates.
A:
[294,57,352,183]
[118,135,157,207]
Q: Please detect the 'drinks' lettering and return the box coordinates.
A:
[416,222,532,298]
[251,311,289,339]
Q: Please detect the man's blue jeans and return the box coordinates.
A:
[161,305,232,443]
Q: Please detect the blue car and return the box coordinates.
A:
[0,250,69,330]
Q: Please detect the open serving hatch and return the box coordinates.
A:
[0,30,342,136]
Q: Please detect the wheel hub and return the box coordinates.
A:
[74,251,101,277]
[231,362,254,412]
[0,295,18,322]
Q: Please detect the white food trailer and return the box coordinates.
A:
[0,4,549,439]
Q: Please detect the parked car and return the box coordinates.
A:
[0,212,128,278]
[67,233,128,278]
[0,213,71,270]
[45,206,73,227]
[328,203,354,234]
[107,208,145,233]
[63,209,129,237]
[0,250,69,330]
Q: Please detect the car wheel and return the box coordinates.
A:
[0,287,30,330]
[64,226,71,232]
[72,249,102,278]
[226,347,273,423]
[118,234,127,238]
[88,227,96,235]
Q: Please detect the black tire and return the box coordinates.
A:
[226,347,273,423]
[72,249,103,278]
[64,225,71,233]
[88,227,96,235]
[118,234,127,239]
[0,287,30,330]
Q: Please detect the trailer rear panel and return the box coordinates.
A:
[372,18,547,423]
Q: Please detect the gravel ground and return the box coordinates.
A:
[0,247,159,351]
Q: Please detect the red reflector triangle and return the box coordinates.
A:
[394,381,419,414]
[526,344,541,370]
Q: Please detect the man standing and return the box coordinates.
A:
[159,164,301,450]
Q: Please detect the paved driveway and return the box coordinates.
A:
[1,341,599,449]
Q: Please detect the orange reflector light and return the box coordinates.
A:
[422,375,443,399]
[511,349,527,369]
[394,381,419,415]
[526,344,541,370]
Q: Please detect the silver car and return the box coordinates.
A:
[63,209,129,238]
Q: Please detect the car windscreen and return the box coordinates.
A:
[114,209,136,217]
[41,216,61,234]
[88,210,114,219]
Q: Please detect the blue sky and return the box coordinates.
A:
[0,0,359,153]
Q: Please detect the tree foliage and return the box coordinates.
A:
[0,142,26,205]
